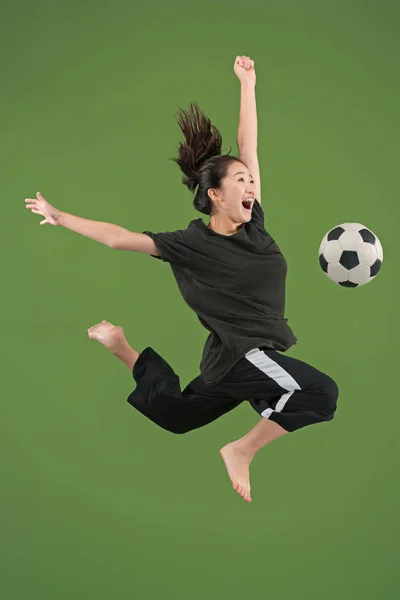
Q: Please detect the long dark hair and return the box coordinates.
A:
[171,102,240,215]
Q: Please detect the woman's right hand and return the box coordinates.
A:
[25,192,62,226]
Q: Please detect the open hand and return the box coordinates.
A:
[234,55,256,87]
[25,192,61,226]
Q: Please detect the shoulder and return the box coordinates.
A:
[142,221,199,264]
[251,198,266,229]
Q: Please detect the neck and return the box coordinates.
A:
[207,215,244,236]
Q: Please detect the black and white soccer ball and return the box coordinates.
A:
[318,223,383,287]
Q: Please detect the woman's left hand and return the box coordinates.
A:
[234,55,256,86]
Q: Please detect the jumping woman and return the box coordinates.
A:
[25,55,339,503]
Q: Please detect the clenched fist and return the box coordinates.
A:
[25,192,62,226]
[234,55,256,87]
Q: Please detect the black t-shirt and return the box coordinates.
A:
[143,200,297,386]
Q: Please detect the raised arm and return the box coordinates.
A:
[234,55,261,204]
[25,192,160,255]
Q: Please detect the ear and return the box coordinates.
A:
[207,188,219,202]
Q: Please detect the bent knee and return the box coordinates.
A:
[319,376,339,420]
[325,376,339,404]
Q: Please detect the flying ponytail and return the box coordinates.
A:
[171,102,239,215]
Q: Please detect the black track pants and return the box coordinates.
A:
[127,346,339,434]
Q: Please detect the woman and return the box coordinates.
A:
[25,55,339,503]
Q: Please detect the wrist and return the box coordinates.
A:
[56,210,66,226]
[240,81,255,90]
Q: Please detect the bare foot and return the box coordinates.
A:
[220,442,253,503]
[87,321,140,371]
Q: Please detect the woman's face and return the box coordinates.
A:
[208,161,256,222]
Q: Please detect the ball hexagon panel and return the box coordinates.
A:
[358,243,379,267]
[348,264,372,285]
[323,240,342,262]
[375,238,384,261]
[338,230,364,251]
[327,262,348,283]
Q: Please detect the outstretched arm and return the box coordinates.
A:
[25,192,160,255]
[234,55,261,204]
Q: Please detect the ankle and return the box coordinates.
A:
[230,439,256,460]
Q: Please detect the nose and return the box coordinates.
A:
[246,183,255,196]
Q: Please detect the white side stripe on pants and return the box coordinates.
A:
[245,348,301,419]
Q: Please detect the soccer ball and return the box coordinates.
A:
[318,223,383,287]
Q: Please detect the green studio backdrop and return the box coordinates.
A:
[1,0,399,598]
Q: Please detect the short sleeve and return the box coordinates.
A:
[251,199,265,231]
[142,229,192,266]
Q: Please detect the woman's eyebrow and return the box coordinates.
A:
[234,171,253,178]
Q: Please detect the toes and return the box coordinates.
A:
[234,482,251,503]
[235,484,245,499]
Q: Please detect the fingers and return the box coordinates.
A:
[25,198,40,208]
[235,55,255,70]
[25,199,45,220]
[25,195,44,211]
[24,195,42,202]
[26,203,40,213]
[24,191,44,205]
[25,194,49,224]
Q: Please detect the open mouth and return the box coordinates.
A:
[242,200,252,211]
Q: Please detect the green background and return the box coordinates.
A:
[1,0,399,598]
